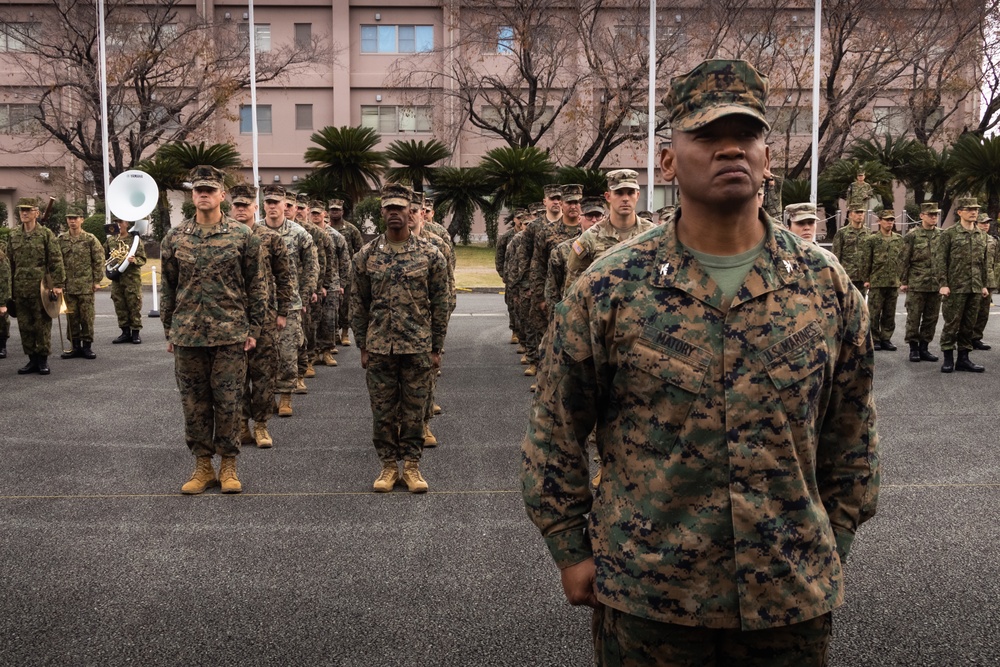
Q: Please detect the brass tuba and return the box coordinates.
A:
[105,170,158,281]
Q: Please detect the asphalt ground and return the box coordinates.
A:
[1,292,998,666]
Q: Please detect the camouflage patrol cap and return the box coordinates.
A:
[423,196,435,208]
[409,191,424,208]
[664,59,770,132]
[581,197,605,215]
[877,209,896,220]
[978,212,992,224]
[16,197,38,209]
[189,165,225,190]
[637,210,654,221]
[606,169,639,191]
[848,201,867,212]
[656,205,675,218]
[229,185,256,205]
[514,208,529,218]
[262,184,286,202]
[920,202,941,214]
[784,202,819,225]
[65,207,85,218]
[561,184,584,202]
[543,184,562,199]
[381,183,412,207]
[328,199,344,210]
[296,193,309,207]
[531,202,546,215]
[956,196,980,209]
[309,200,325,213]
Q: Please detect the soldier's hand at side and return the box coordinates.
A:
[93,283,101,292]
[310,293,319,304]
[430,352,441,369]
[0,306,6,315]
[276,315,287,330]
[52,287,63,296]
[244,337,256,351]
[360,348,369,369]
[167,342,174,353]
[338,287,344,295]
[561,558,601,609]
[900,285,907,293]
[863,282,870,289]
[321,288,327,298]
[984,288,990,297]
[940,287,950,297]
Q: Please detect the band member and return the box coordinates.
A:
[105,218,146,344]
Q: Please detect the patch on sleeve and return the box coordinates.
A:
[572,240,585,256]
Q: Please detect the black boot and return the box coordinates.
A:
[112,327,131,344]
[0,337,6,359]
[131,329,142,344]
[36,355,50,375]
[61,340,83,359]
[941,350,954,373]
[956,350,985,373]
[872,339,882,351]
[972,339,991,351]
[17,355,39,374]
[81,341,96,359]
[881,339,897,351]
[919,342,938,362]
[908,342,921,362]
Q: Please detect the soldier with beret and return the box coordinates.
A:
[160,166,267,494]
[522,59,879,664]
[972,211,999,351]
[352,183,450,494]
[6,196,65,374]
[935,196,990,372]
[860,210,904,351]
[900,202,944,362]
[105,216,147,345]
[328,199,363,346]
[833,203,871,296]
[58,207,103,359]
[785,202,819,243]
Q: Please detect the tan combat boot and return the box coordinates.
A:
[181,456,219,495]
[277,393,293,417]
[423,423,438,448]
[432,404,442,415]
[304,363,316,378]
[329,345,339,355]
[524,364,537,377]
[520,355,529,365]
[219,456,242,494]
[372,462,400,493]
[239,420,255,445]
[510,332,518,344]
[401,461,429,494]
[340,329,351,346]
[516,344,526,354]
[254,421,273,448]
[323,351,338,366]
[294,378,308,394]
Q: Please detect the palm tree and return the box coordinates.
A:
[555,166,608,196]
[822,159,894,208]
[478,146,555,213]
[430,166,492,244]
[304,126,388,207]
[906,145,952,213]
[948,134,1000,220]
[384,139,451,193]
[849,134,924,191]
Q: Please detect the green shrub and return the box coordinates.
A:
[83,214,108,247]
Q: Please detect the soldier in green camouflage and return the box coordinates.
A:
[900,202,943,362]
[832,204,871,296]
[972,212,999,350]
[504,216,531,359]
[352,183,449,494]
[565,170,657,291]
[160,166,267,495]
[58,208,103,359]
[297,197,333,387]
[784,202,820,243]
[317,203,351,367]
[6,197,65,375]
[935,196,990,373]
[845,171,874,211]
[546,197,604,310]
[520,185,563,376]
[0,244,10,358]
[860,210,904,351]
[422,197,454,259]
[521,59,879,665]
[530,184,584,346]
[328,199,363,346]
[229,184,295,448]
[105,218,146,345]
[496,208,526,344]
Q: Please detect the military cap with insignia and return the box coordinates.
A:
[381,183,412,207]
[785,202,819,225]
[262,184,286,202]
[309,200,325,213]
[663,59,770,132]
[423,196,435,208]
[189,165,225,189]
[543,184,563,199]
[920,202,941,214]
[978,212,992,224]
[16,197,39,209]
[606,169,639,191]
[956,196,981,209]
[296,193,309,206]
[581,197,606,215]
[561,184,584,202]
[229,185,256,205]
[328,198,345,210]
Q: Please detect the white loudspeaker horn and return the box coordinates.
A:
[107,170,159,222]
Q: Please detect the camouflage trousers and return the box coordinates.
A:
[852,280,868,299]
[111,275,143,330]
[509,285,528,343]
[867,287,898,342]
[973,292,995,342]
[940,292,984,351]
[520,292,546,365]
[338,281,352,336]
[593,607,831,667]
[423,361,440,423]
[504,282,516,331]
[275,311,303,394]
[366,352,434,463]
[300,305,316,372]
[64,293,96,342]
[904,291,942,344]
[173,343,247,458]
[317,292,341,352]
[1,312,9,339]
[13,294,52,356]
[243,325,279,423]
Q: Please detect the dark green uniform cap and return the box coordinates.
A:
[229,185,256,205]
[65,207,86,218]
[664,59,770,132]
[16,197,38,209]
[262,184,285,202]
[189,165,225,189]
[381,183,412,207]
[956,196,981,209]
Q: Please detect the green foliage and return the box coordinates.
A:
[948,134,1000,219]
[384,139,451,192]
[0,201,7,228]
[431,166,493,245]
[304,126,388,206]
[484,207,499,247]
[0,226,9,244]
[556,166,608,196]
[83,214,107,246]
[352,195,384,234]
[478,146,555,213]
[150,200,172,242]
[296,170,346,207]
[181,200,196,219]
[780,179,811,207]
[145,141,243,188]
[821,159,893,205]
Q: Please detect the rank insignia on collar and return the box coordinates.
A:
[783,260,792,274]
[659,263,670,276]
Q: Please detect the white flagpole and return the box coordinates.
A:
[646,0,657,211]
[248,0,261,219]
[97,0,111,204]
[811,0,821,205]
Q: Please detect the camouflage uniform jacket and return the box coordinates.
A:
[522,215,879,631]
[104,232,147,286]
[250,223,295,318]
[986,235,1000,291]
[160,216,267,347]
[0,247,10,303]
[266,218,317,311]
[421,228,456,312]
[935,224,988,293]
[351,233,449,355]
[332,220,364,257]
[530,221,582,306]
[495,227,517,281]
[831,224,870,281]
[6,224,65,298]
[565,216,658,289]
[504,231,529,289]
[324,225,351,293]
[301,220,335,293]
[845,182,874,208]
[58,231,103,294]
[521,215,558,297]
[859,231,904,288]
[899,227,941,292]
[544,238,573,311]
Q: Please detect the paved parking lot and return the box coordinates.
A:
[1,292,997,666]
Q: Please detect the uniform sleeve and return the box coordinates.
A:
[337,236,351,289]
[270,235,295,318]
[350,248,371,349]
[529,229,549,302]
[495,233,508,276]
[91,236,105,285]
[300,234,318,298]
[564,237,593,294]
[544,249,563,312]
[159,232,178,338]
[323,235,336,291]
[934,230,951,288]
[243,232,266,341]
[47,230,66,288]
[899,234,914,285]
[132,236,147,267]
[858,236,873,283]
[427,247,450,353]
[832,229,844,261]
[0,251,10,303]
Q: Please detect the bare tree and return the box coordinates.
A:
[0,0,325,199]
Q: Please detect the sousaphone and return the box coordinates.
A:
[105,170,158,280]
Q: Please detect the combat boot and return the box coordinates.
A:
[181,456,219,495]
[880,339,897,351]
[510,332,518,344]
[401,461,429,494]
[524,364,536,377]
[433,404,442,415]
[872,340,881,351]
[254,422,273,448]
[294,378,308,394]
[81,341,96,359]
[340,329,351,346]
[908,341,921,362]
[520,355,528,365]
[919,342,938,362]
[36,356,50,375]
[0,337,7,358]
[17,355,39,374]
[516,344,526,354]
[529,384,536,393]
[304,363,316,378]
[972,339,991,351]
[219,456,242,493]
[277,393,293,417]
[373,462,400,493]
[941,350,955,373]
[61,340,83,359]
[239,420,255,445]
[131,329,142,344]
[956,350,985,373]
[112,327,130,344]
[423,423,438,448]
[323,351,338,366]
[329,345,339,355]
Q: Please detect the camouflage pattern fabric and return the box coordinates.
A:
[940,293,983,351]
[332,220,364,257]
[519,215,556,364]
[859,231,903,288]
[6,224,65,355]
[58,230,103,343]
[302,220,335,293]
[275,311,303,393]
[565,216,657,291]
[831,224,870,283]
[244,326,278,423]
[425,219,455,262]
[845,182,874,210]
[251,223,295,318]
[266,218,317,311]
[62,294,95,343]
[544,238,572,312]
[333,221,362,336]
[867,287,898,342]
[421,227,456,313]
[174,343,247,457]
[504,231,529,342]
[904,291,942,345]
[367,351,434,462]
[530,221,583,310]
[105,233,146,330]
[900,226,943,344]
[0,248,9,341]
[973,235,1000,341]
[521,215,879,631]
[935,224,988,293]
[496,226,518,330]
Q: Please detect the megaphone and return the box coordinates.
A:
[107,170,158,222]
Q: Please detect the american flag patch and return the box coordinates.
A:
[572,240,584,256]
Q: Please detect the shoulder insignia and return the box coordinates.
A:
[572,239,585,256]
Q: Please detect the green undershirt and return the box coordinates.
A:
[685,236,766,301]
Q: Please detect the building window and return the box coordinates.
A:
[873,105,909,136]
[0,23,40,52]
[360,105,432,133]
[0,103,40,134]
[238,23,271,52]
[294,23,311,49]
[360,25,433,53]
[295,104,313,130]
[497,26,514,54]
[766,106,811,135]
[240,105,272,134]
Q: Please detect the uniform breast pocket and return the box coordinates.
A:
[763,329,828,426]
[401,262,429,290]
